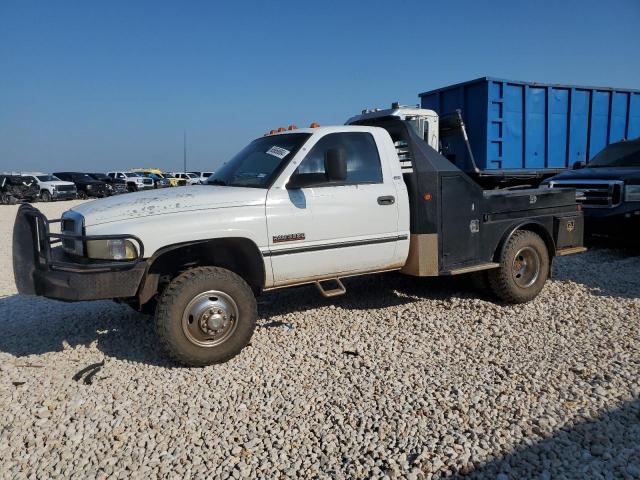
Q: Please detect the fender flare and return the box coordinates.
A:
[493,220,556,265]
[137,237,267,304]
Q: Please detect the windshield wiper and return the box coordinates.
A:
[208,179,228,186]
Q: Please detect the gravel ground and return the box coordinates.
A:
[1,201,639,479]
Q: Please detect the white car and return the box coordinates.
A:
[188,171,214,184]
[106,171,154,192]
[21,173,77,202]
[171,172,200,186]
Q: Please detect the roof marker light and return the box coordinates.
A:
[288,125,297,130]
[277,127,286,133]
[310,122,320,128]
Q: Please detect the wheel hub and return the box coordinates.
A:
[182,290,239,347]
[512,246,540,288]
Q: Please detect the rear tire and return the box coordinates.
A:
[41,190,52,202]
[488,230,549,304]
[155,267,257,366]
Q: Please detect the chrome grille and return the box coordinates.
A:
[57,184,75,192]
[548,180,624,208]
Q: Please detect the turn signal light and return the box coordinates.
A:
[310,122,320,128]
[423,192,433,201]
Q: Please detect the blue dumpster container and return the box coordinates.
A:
[419,77,640,173]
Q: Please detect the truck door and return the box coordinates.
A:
[266,131,401,284]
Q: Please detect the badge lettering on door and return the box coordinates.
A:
[273,233,306,243]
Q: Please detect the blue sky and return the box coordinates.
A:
[1,0,639,173]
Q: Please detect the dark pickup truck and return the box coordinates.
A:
[544,138,640,237]
[53,172,111,199]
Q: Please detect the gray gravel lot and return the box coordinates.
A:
[1,201,639,479]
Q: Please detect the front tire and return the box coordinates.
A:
[41,190,52,202]
[488,230,549,304]
[155,267,257,366]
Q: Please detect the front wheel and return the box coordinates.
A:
[488,230,549,304]
[41,190,52,202]
[155,267,257,366]
[77,190,88,200]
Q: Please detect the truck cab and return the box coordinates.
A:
[14,121,584,366]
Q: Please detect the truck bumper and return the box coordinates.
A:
[13,204,147,302]
[583,203,640,237]
[52,192,77,200]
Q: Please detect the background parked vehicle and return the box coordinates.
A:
[0,175,39,204]
[131,169,180,187]
[189,171,214,184]
[106,171,154,192]
[20,173,77,202]
[140,172,171,188]
[543,137,640,237]
[88,173,128,195]
[171,172,200,185]
[53,172,110,199]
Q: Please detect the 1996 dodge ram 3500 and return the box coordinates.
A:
[13,112,585,366]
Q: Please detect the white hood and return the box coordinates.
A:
[71,185,267,226]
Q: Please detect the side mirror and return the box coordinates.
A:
[325,148,347,181]
[572,160,586,170]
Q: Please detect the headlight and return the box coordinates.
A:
[625,185,640,202]
[86,239,138,260]
[107,184,113,190]
[87,184,93,189]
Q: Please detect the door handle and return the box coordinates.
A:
[377,195,395,205]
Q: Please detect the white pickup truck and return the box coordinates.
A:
[14,110,585,366]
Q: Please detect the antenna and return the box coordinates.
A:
[183,131,187,172]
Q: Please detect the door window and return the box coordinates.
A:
[296,132,383,184]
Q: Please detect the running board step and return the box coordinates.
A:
[315,278,346,297]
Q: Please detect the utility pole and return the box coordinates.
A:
[183,131,187,172]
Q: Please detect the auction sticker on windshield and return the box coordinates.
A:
[266,146,290,159]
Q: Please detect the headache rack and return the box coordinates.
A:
[14,204,145,274]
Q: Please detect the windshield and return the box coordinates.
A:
[126,172,143,177]
[588,139,640,168]
[208,133,311,188]
[90,173,109,181]
[203,172,213,177]
[186,173,198,178]
[37,175,61,182]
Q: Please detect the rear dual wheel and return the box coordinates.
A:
[155,267,257,366]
